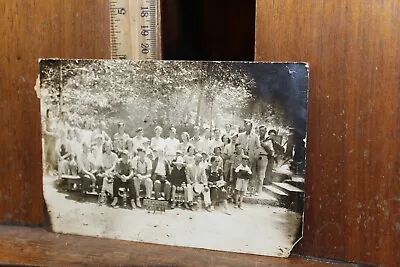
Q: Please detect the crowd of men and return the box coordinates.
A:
[43,109,294,214]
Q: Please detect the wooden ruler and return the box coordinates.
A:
[110,0,161,59]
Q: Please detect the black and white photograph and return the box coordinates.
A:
[39,59,308,257]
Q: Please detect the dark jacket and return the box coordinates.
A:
[169,166,187,186]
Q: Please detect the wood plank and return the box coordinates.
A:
[0,0,110,225]
[255,0,400,265]
[0,225,348,266]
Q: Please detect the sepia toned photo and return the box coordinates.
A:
[39,59,308,257]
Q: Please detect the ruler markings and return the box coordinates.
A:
[109,0,160,60]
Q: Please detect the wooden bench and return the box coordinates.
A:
[60,174,81,191]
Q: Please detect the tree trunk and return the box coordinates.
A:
[195,91,202,125]
[59,65,63,114]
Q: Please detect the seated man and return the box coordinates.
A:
[97,141,118,205]
[58,143,72,176]
[78,142,98,201]
[151,148,171,201]
[111,150,135,208]
[169,156,187,209]
[185,153,211,210]
[206,156,230,215]
[132,148,153,208]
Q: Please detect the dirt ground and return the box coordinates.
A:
[43,175,302,257]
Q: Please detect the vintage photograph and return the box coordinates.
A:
[40,59,308,257]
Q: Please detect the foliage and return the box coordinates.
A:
[40,60,285,136]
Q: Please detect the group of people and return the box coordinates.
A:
[43,109,294,214]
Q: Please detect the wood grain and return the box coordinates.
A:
[0,0,110,225]
[255,1,400,266]
[0,225,348,266]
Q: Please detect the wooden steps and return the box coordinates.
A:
[242,191,279,206]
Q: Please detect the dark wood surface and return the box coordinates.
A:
[255,0,400,266]
[0,225,349,267]
[0,0,110,225]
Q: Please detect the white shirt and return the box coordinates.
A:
[223,143,235,159]
[210,139,224,151]
[132,136,149,151]
[164,137,180,156]
[155,158,166,176]
[71,138,83,156]
[184,155,195,165]
[114,132,130,143]
[235,164,252,175]
[80,129,93,144]
[198,138,213,154]
[150,137,166,151]
[91,144,103,168]
[132,156,152,176]
[102,152,118,170]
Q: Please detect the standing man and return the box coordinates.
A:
[237,119,260,188]
[151,148,171,200]
[222,133,238,182]
[210,128,224,152]
[111,150,135,208]
[113,122,130,144]
[57,111,70,151]
[284,128,295,159]
[198,127,213,155]
[257,125,275,194]
[223,123,233,137]
[92,121,110,144]
[164,126,180,163]
[132,148,153,207]
[150,126,165,152]
[190,126,201,151]
[131,127,149,152]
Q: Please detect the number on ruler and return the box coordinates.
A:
[141,25,149,36]
[141,6,149,17]
[117,8,126,15]
[141,43,149,54]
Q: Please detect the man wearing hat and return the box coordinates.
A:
[185,153,211,209]
[131,127,149,152]
[169,156,187,209]
[111,149,135,208]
